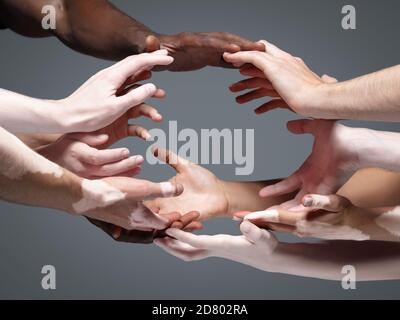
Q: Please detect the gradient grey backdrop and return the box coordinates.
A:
[0,0,399,299]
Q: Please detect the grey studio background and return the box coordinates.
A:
[0,0,399,299]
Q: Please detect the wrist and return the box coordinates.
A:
[219,181,236,217]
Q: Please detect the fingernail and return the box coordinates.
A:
[233,217,242,222]
[303,197,314,207]
[122,149,130,157]
[134,155,144,164]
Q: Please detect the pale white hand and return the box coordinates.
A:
[154,221,278,271]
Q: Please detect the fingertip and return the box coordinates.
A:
[302,195,314,207]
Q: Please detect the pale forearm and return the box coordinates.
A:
[0,89,63,133]
[0,127,82,212]
[315,65,400,121]
[266,241,400,281]
[350,128,400,172]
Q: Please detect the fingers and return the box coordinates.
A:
[152,147,190,173]
[67,133,110,146]
[118,83,166,99]
[286,119,316,135]
[244,208,309,226]
[165,228,206,248]
[127,124,152,141]
[89,155,144,177]
[139,181,184,201]
[80,147,132,166]
[259,174,301,198]
[240,221,276,249]
[302,194,351,212]
[223,51,271,75]
[255,99,290,115]
[110,51,174,86]
[236,88,280,104]
[240,65,265,78]
[321,74,338,84]
[154,237,208,262]
[229,77,273,93]
[128,104,163,122]
[258,40,290,57]
[117,82,158,108]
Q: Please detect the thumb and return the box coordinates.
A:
[146,35,161,53]
[141,181,184,201]
[152,147,190,173]
[321,74,338,84]
[240,221,278,250]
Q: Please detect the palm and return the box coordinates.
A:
[145,149,229,220]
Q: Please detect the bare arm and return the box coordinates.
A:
[0,126,81,211]
[0,0,264,71]
[225,42,400,121]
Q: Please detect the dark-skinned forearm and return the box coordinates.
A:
[0,0,157,60]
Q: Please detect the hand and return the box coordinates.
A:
[57,50,173,133]
[236,194,377,241]
[144,148,229,220]
[38,104,162,179]
[224,40,337,117]
[259,119,360,200]
[155,221,279,272]
[88,211,203,244]
[146,33,265,71]
[73,177,184,231]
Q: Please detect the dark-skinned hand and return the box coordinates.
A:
[146,33,265,71]
[88,211,203,244]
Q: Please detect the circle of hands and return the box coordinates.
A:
[44,36,374,264]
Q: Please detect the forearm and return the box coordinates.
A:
[349,128,400,172]
[17,133,61,149]
[0,89,63,133]
[338,168,400,208]
[0,127,82,212]
[315,65,400,121]
[266,241,400,281]
[222,180,294,215]
[59,0,156,59]
[0,0,156,60]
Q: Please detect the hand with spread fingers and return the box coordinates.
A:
[38,103,163,179]
[259,119,361,201]
[146,33,265,72]
[224,40,338,118]
[144,148,230,221]
[235,194,400,242]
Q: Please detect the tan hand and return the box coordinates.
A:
[145,148,229,221]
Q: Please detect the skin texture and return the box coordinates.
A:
[0,127,186,231]
[237,195,400,242]
[155,222,400,281]
[0,0,264,71]
[0,51,173,134]
[156,169,400,280]
[225,40,400,121]
[37,103,163,179]
[258,119,359,201]
[145,148,292,220]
